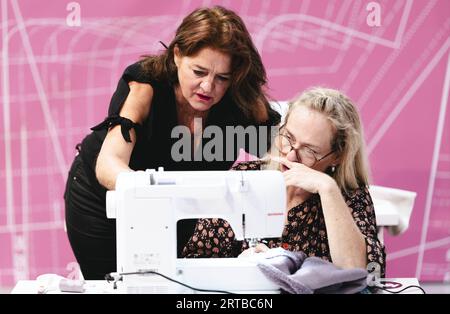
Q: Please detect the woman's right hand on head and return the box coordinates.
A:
[272,156,334,194]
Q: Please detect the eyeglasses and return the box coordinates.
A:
[275,130,335,167]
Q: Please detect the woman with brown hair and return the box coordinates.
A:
[64,6,280,279]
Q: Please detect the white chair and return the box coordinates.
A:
[369,185,417,242]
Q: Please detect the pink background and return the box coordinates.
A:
[1,0,449,286]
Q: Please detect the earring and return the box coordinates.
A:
[331,165,336,173]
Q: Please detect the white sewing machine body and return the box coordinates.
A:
[106,169,286,293]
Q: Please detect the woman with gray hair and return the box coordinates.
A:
[183,87,386,277]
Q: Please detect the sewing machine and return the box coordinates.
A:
[106,168,286,293]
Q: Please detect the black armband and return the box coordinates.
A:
[91,115,141,143]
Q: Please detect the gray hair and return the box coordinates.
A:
[263,87,370,192]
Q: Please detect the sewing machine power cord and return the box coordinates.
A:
[372,281,426,294]
[105,270,235,294]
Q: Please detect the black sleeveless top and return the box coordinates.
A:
[78,61,281,199]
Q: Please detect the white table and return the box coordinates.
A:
[11,278,423,294]
[11,280,125,294]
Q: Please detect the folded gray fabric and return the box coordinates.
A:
[257,248,312,294]
[257,248,368,294]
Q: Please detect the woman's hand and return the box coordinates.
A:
[238,243,269,258]
[272,157,336,195]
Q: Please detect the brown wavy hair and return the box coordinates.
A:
[141,6,273,123]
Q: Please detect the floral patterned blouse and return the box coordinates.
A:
[182,160,386,277]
